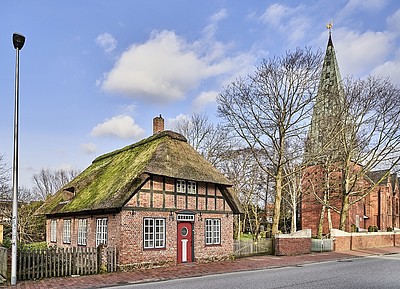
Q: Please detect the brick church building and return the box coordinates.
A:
[300,31,400,236]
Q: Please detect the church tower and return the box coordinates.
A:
[305,27,347,164]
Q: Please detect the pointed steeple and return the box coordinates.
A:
[305,30,346,163]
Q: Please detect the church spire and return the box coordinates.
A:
[305,26,346,163]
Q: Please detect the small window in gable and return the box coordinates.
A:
[176,179,186,193]
[187,181,196,194]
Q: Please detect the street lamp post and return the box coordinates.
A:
[11,32,25,286]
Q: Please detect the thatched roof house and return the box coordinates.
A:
[38,117,241,267]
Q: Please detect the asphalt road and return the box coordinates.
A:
[106,253,400,289]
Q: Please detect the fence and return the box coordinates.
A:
[17,246,117,281]
[311,238,333,252]
[0,247,7,280]
[234,238,273,257]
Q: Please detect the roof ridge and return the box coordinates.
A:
[93,130,187,164]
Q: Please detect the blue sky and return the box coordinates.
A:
[0,0,399,189]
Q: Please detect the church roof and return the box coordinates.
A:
[37,130,241,216]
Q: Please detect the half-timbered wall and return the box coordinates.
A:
[126,175,232,213]
[45,174,236,268]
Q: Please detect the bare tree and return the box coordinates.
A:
[173,113,234,167]
[219,148,270,240]
[218,48,322,235]
[0,154,11,199]
[32,168,80,201]
[336,76,400,230]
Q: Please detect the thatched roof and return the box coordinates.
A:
[37,130,240,216]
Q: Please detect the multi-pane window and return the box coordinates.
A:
[205,219,221,245]
[144,218,165,249]
[63,219,71,244]
[77,219,87,246]
[96,218,108,246]
[176,180,186,193]
[50,219,57,242]
[187,181,196,194]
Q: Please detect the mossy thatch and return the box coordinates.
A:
[37,130,239,216]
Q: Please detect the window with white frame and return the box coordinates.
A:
[143,218,165,249]
[205,219,220,245]
[63,219,71,244]
[77,218,87,246]
[176,179,186,193]
[187,181,196,194]
[96,218,108,246]
[50,219,57,242]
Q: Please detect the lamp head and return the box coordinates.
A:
[13,33,25,50]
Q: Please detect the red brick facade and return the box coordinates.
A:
[301,164,400,236]
[331,229,400,251]
[274,230,312,256]
[46,175,235,268]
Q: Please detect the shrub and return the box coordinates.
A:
[368,225,378,232]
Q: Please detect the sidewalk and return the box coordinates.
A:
[3,247,400,289]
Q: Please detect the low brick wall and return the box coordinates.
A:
[331,229,400,251]
[274,229,312,256]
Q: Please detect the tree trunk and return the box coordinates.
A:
[317,203,326,239]
[327,207,333,233]
[340,193,350,231]
[291,203,297,233]
[272,169,283,235]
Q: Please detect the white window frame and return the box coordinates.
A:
[187,181,196,194]
[176,179,186,193]
[63,219,71,244]
[205,219,221,245]
[50,219,57,243]
[77,218,87,246]
[143,218,165,249]
[96,218,108,246]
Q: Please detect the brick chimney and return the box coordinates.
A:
[153,114,164,134]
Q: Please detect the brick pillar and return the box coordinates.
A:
[153,115,164,134]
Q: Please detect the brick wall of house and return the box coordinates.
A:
[46,214,121,249]
[46,175,236,269]
[119,210,176,268]
[117,210,233,268]
[194,213,234,263]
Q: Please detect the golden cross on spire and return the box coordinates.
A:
[326,22,333,35]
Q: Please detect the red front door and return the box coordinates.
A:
[177,222,193,263]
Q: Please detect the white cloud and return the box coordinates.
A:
[334,28,393,77]
[166,113,190,130]
[372,49,400,85]
[101,13,257,105]
[260,3,290,26]
[387,9,400,35]
[101,30,211,103]
[81,143,97,154]
[193,91,218,111]
[90,115,145,140]
[96,33,117,53]
[340,0,387,16]
[203,9,228,40]
[259,3,310,44]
